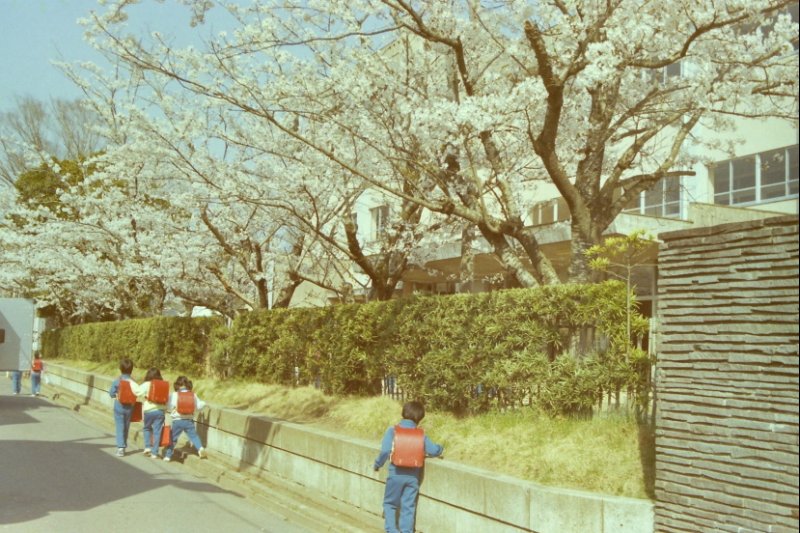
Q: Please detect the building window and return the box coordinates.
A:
[646,176,681,217]
[530,197,570,225]
[370,205,389,240]
[411,282,456,295]
[713,145,798,206]
[624,175,682,218]
[648,60,683,85]
[664,60,682,80]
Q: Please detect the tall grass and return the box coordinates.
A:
[56,359,653,499]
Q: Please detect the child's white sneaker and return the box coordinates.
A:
[163,456,171,462]
[116,448,125,457]
[143,449,151,457]
[198,447,207,459]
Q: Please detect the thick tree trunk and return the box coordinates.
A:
[568,220,601,283]
[479,224,539,287]
[458,223,476,292]
[369,281,397,301]
[256,278,269,309]
[515,228,561,285]
[271,277,302,308]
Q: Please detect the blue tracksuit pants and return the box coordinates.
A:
[383,474,420,533]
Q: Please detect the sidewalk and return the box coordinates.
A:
[45,383,384,533]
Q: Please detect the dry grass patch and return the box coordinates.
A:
[198,380,336,422]
[320,396,405,439]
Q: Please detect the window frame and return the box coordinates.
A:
[713,144,799,206]
[369,205,389,241]
[530,197,570,226]
[623,175,684,219]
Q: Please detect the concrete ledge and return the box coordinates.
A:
[45,363,654,533]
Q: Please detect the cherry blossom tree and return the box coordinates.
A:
[0,164,171,323]
[3,0,795,322]
[76,0,796,290]
[52,2,460,303]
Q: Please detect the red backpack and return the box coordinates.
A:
[131,401,143,422]
[117,379,137,405]
[390,426,425,468]
[176,391,196,414]
[32,359,43,372]
[150,426,172,447]
[147,379,170,404]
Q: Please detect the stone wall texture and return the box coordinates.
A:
[654,215,799,532]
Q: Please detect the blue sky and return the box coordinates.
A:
[0,0,97,110]
[0,0,226,113]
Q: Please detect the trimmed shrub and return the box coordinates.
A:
[42,316,221,375]
[43,280,648,417]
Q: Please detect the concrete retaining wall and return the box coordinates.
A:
[45,364,654,533]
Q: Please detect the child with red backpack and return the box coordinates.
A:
[373,401,444,533]
[136,367,170,459]
[108,358,139,457]
[30,351,44,396]
[163,375,207,462]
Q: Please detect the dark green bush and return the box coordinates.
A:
[42,316,222,375]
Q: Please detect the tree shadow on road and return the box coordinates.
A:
[0,394,52,427]
[0,403,245,527]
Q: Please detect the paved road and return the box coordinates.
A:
[0,376,314,533]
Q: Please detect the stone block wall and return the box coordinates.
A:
[655,215,799,531]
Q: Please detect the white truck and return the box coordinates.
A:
[0,298,43,372]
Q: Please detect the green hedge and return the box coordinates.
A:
[42,315,222,375]
[42,281,648,416]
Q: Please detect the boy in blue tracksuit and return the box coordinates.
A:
[30,351,44,396]
[108,358,139,457]
[373,401,443,533]
[10,370,22,394]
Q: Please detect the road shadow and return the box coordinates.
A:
[0,394,51,427]
[0,401,244,527]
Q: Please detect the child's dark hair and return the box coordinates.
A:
[173,376,193,391]
[119,358,134,375]
[144,367,162,382]
[402,401,425,424]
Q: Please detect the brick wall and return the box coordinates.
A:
[654,215,799,531]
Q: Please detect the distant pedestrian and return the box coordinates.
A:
[30,351,44,396]
[373,401,444,533]
[163,376,207,462]
[108,358,139,457]
[136,367,170,459]
[10,369,22,395]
